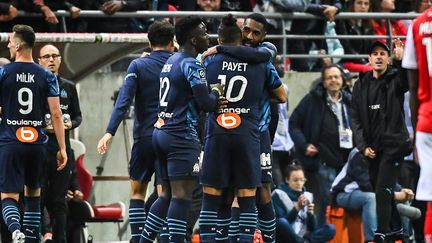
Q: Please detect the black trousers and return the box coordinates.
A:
[368,155,402,233]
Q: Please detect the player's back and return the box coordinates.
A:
[411,8,432,132]
[0,62,58,145]
[130,51,171,138]
[204,53,270,136]
[158,52,203,139]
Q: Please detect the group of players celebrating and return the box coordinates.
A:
[97,13,286,243]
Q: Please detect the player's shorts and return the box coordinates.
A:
[260,130,273,183]
[0,143,46,192]
[415,131,432,201]
[129,137,156,183]
[201,134,261,189]
[152,129,200,181]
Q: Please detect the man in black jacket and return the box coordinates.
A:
[38,44,82,243]
[289,64,352,226]
[350,40,410,242]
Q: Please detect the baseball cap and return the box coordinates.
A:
[368,41,391,55]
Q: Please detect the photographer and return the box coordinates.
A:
[272,164,335,242]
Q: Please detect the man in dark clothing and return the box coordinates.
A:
[38,44,82,243]
[289,64,352,226]
[350,40,410,242]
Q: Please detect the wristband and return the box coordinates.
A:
[212,87,222,96]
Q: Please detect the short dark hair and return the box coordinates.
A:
[245,13,268,32]
[175,16,203,46]
[148,20,175,47]
[284,164,304,180]
[217,14,242,44]
[321,64,345,83]
[12,25,35,48]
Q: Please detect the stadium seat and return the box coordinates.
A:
[70,139,126,242]
[327,206,364,243]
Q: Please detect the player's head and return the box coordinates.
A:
[148,20,175,51]
[217,14,242,45]
[321,64,345,93]
[175,16,209,54]
[242,13,268,47]
[284,164,306,192]
[8,25,35,60]
[38,44,61,74]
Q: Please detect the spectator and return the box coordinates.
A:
[401,0,432,29]
[370,0,407,44]
[272,164,336,242]
[0,2,18,22]
[288,0,343,71]
[196,0,222,43]
[331,149,417,242]
[289,64,353,226]
[335,0,375,73]
[220,0,253,11]
[350,40,410,242]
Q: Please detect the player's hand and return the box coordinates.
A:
[363,147,376,159]
[97,133,113,154]
[201,46,218,61]
[392,38,404,61]
[305,144,318,157]
[101,0,123,15]
[141,51,150,58]
[69,6,81,18]
[57,149,68,171]
[64,121,73,130]
[216,96,228,113]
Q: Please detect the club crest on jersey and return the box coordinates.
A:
[216,113,241,129]
[16,127,38,143]
[60,89,67,98]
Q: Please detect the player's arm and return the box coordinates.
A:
[48,96,67,170]
[215,41,276,63]
[402,25,419,129]
[266,62,287,103]
[97,60,138,154]
[185,60,221,112]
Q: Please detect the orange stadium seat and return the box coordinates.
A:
[327,206,364,243]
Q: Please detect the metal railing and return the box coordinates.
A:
[6,10,420,60]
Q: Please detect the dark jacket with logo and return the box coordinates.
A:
[289,83,352,171]
[47,77,82,153]
[350,61,411,160]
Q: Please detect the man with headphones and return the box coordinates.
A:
[289,64,353,226]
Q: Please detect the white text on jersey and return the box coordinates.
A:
[419,21,432,35]
[222,61,248,72]
[16,73,35,83]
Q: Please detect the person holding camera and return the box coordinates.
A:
[272,164,335,242]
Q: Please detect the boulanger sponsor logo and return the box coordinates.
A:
[158,111,173,119]
[7,119,43,127]
[16,126,38,143]
[217,112,241,129]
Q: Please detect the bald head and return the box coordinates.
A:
[38,44,62,74]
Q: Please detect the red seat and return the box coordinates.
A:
[70,139,125,241]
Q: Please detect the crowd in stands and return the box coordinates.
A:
[1,1,432,243]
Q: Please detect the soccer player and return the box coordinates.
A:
[96,21,175,243]
[199,14,287,243]
[0,25,67,243]
[139,16,223,243]
[402,6,432,242]
[38,44,82,243]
